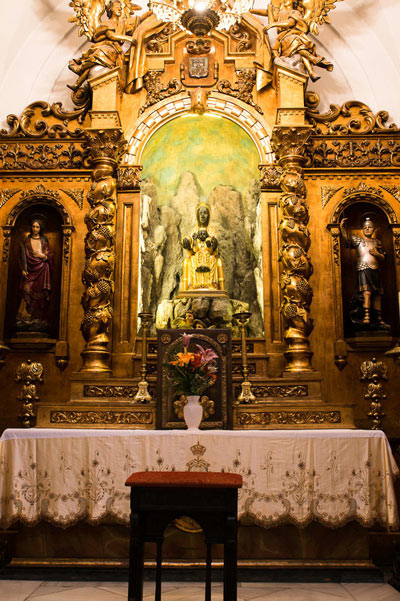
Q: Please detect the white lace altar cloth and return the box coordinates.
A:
[0,428,398,530]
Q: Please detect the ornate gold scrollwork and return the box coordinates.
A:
[139,71,183,116]
[321,185,343,208]
[253,385,307,397]
[235,384,308,398]
[117,166,141,190]
[232,363,256,375]
[259,165,283,190]
[305,93,399,135]
[304,138,400,169]
[217,70,263,115]
[331,192,397,225]
[342,182,383,198]
[185,38,212,55]
[146,23,173,53]
[1,227,12,263]
[392,230,400,266]
[0,101,85,138]
[271,127,313,373]
[80,128,127,373]
[229,22,253,52]
[61,189,84,210]
[380,185,400,203]
[20,184,60,203]
[84,385,139,397]
[237,410,341,425]
[304,94,400,168]
[0,189,21,209]
[232,341,254,354]
[50,410,154,425]
[360,357,388,430]
[16,360,44,428]
[0,142,89,171]
[62,226,74,266]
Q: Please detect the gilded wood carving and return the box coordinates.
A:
[80,129,126,373]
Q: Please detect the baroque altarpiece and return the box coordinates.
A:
[1,0,400,567]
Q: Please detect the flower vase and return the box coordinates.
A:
[183,395,203,431]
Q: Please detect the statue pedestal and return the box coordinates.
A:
[232,371,354,429]
[35,345,354,431]
[233,401,355,429]
[36,374,157,429]
[176,289,228,299]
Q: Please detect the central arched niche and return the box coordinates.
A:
[139,113,263,336]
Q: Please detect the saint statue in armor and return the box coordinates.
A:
[340,214,387,328]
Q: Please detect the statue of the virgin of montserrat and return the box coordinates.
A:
[177,202,227,298]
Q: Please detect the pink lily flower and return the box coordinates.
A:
[182,332,192,350]
[196,344,218,364]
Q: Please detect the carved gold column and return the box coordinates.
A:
[360,357,388,430]
[80,129,126,373]
[271,127,313,373]
[16,360,44,428]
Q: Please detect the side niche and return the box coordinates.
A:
[328,194,400,369]
[0,194,74,368]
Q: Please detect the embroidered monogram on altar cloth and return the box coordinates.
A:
[0,430,398,530]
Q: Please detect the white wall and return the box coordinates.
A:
[1,0,400,127]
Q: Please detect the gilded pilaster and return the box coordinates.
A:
[271,127,313,373]
[80,128,126,373]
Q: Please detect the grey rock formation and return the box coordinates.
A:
[140,173,263,336]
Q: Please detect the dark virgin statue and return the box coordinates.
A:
[178,202,226,297]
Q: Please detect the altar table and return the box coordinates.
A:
[0,428,398,531]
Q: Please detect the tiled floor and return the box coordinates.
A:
[1,581,400,601]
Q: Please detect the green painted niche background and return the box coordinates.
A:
[141,114,260,203]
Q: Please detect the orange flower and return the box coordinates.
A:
[170,351,195,367]
[190,353,202,368]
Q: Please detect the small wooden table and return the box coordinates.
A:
[125,471,243,601]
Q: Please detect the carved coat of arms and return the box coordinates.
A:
[189,57,209,79]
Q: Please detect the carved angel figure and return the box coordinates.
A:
[251,0,339,81]
[68,0,160,93]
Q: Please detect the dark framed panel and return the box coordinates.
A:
[156,328,232,429]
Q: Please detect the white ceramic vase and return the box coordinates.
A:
[183,395,203,431]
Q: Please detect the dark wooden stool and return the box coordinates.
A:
[125,471,243,601]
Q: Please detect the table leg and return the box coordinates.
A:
[155,538,163,601]
[128,511,144,601]
[205,542,212,601]
[223,515,237,601]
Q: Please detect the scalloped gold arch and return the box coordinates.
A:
[5,185,74,228]
[330,190,398,225]
[122,91,273,165]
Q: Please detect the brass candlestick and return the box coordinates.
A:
[134,312,153,403]
[233,311,255,404]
